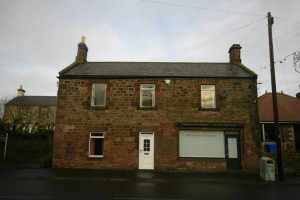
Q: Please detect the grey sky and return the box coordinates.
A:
[0,0,299,98]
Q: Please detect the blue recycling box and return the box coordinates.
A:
[268,144,277,152]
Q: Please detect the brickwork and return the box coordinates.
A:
[53,77,260,171]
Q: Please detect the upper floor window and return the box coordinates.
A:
[201,85,216,108]
[140,84,155,107]
[21,107,28,118]
[40,107,48,119]
[91,83,106,106]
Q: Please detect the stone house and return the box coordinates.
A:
[259,92,300,152]
[4,86,57,133]
[52,37,260,171]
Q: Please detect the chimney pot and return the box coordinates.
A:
[229,44,242,64]
[17,85,26,97]
[81,36,85,43]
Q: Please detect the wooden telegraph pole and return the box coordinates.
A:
[267,12,285,181]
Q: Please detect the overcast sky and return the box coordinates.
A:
[0,0,299,99]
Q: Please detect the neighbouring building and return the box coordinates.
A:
[52,37,260,171]
[4,86,57,133]
[259,92,300,152]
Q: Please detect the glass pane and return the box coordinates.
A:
[201,84,215,108]
[90,138,104,155]
[93,84,106,106]
[91,132,104,137]
[201,85,215,91]
[179,130,225,158]
[142,90,153,107]
[264,124,275,141]
[144,139,150,152]
[141,84,154,89]
[228,138,238,158]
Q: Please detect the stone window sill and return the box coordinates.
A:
[89,106,108,110]
[199,108,220,111]
[138,106,157,110]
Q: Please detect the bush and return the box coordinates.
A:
[2,133,53,167]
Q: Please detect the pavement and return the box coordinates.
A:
[1,161,300,185]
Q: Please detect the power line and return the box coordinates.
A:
[239,17,265,43]
[149,17,266,61]
[218,18,264,62]
[274,27,291,94]
[140,0,265,16]
[274,17,300,25]
[141,0,300,25]
[257,50,300,83]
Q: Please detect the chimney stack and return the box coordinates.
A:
[17,85,25,97]
[229,44,242,64]
[75,36,88,62]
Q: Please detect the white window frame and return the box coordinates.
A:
[89,132,105,157]
[140,84,155,107]
[201,85,216,109]
[91,83,107,107]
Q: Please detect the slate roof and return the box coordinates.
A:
[258,93,300,122]
[6,96,57,106]
[59,62,257,79]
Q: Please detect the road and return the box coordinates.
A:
[0,163,299,200]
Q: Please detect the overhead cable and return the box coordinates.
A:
[149,17,266,61]
[140,0,265,16]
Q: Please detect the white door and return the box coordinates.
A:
[139,132,154,170]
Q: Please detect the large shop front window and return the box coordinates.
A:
[179,130,225,158]
[89,132,104,157]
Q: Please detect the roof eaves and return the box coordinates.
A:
[237,63,257,77]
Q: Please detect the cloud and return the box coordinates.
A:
[0,0,299,98]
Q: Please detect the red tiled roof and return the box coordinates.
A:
[258,92,300,122]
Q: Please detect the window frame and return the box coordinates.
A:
[201,84,216,109]
[89,132,105,158]
[91,83,107,107]
[140,84,155,108]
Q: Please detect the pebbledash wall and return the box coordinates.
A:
[52,39,260,172]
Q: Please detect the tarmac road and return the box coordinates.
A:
[0,162,299,200]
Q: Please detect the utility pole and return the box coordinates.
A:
[267,12,285,181]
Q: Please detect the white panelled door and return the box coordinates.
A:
[139,132,154,170]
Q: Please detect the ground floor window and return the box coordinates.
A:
[179,130,225,158]
[89,132,104,157]
[295,125,300,152]
[261,123,275,141]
